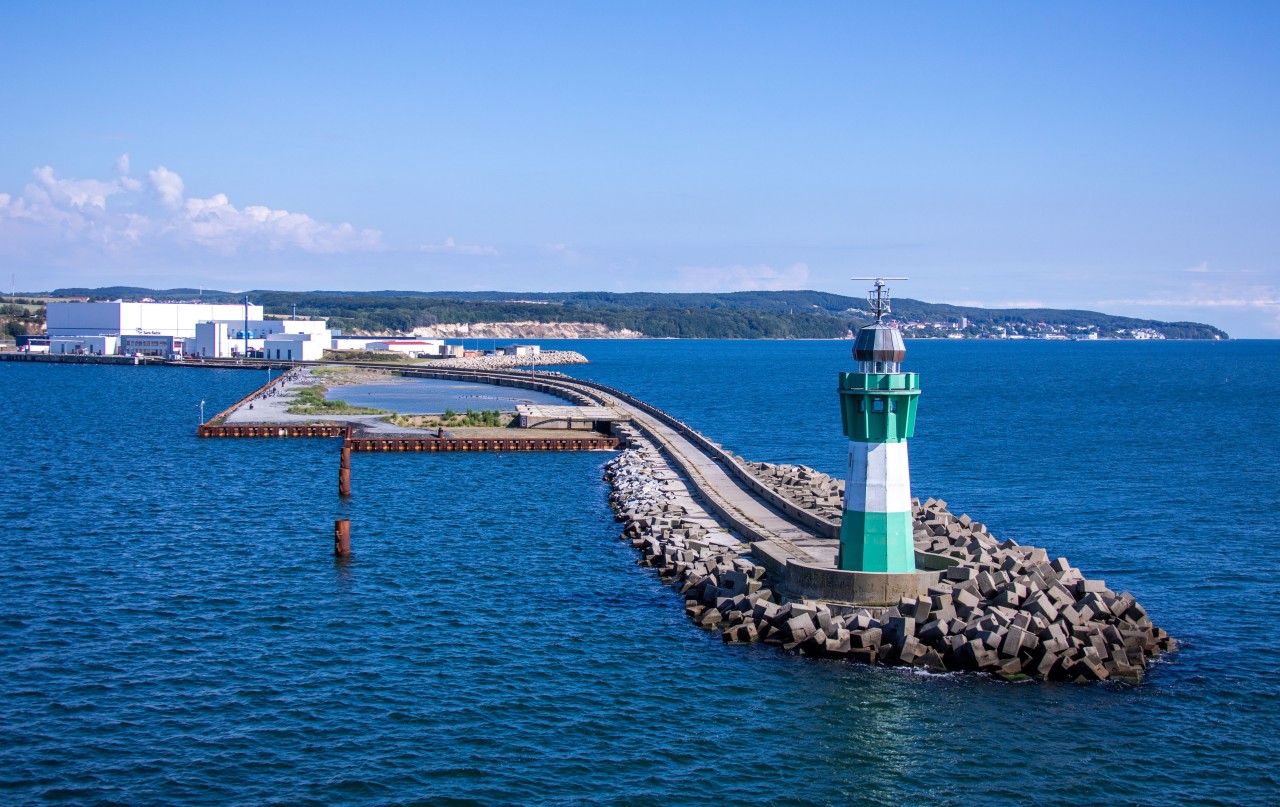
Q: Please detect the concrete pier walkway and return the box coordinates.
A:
[587,387,830,565]
[413,367,839,570]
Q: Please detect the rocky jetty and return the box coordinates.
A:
[605,445,778,632]
[410,321,644,339]
[607,454,1176,683]
[744,461,846,521]
[884,494,1173,682]
[411,350,589,370]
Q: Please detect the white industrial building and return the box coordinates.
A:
[263,332,327,362]
[500,344,541,357]
[46,301,264,338]
[192,319,331,359]
[48,335,119,355]
[331,337,461,358]
[43,300,338,360]
[119,334,184,357]
[331,336,380,351]
[366,339,447,357]
[37,300,498,362]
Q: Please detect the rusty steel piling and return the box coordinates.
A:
[334,519,351,556]
[339,443,352,497]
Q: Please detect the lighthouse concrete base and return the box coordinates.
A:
[753,547,962,607]
[753,539,960,606]
[780,559,940,606]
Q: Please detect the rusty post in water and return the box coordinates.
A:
[339,442,352,497]
[334,519,351,556]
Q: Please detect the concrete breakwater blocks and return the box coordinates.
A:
[777,463,1175,682]
[410,350,589,370]
[743,461,846,523]
[603,430,773,626]
[605,448,1177,683]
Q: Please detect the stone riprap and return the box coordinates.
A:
[743,461,846,522]
[604,435,780,635]
[608,452,1176,683]
[888,495,1176,681]
[408,350,587,370]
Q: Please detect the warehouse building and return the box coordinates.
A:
[48,335,119,355]
[366,339,447,357]
[46,301,264,338]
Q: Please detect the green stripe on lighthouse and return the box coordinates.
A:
[838,372,919,443]
[839,510,915,573]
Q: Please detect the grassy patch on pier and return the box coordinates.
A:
[286,385,389,415]
[392,408,514,428]
[321,350,412,364]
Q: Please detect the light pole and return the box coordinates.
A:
[199,398,206,425]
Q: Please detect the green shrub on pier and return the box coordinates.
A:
[286,385,388,415]
[390,408,514,428]
[459,408,506,427]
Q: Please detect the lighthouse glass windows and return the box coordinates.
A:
[859,360,901,373]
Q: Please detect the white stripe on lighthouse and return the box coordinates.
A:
[844,440,912,514]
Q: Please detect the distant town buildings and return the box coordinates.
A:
[31,299,1188,358]
[890,317,1167,341]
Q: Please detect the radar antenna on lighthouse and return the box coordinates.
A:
[849,277,908,323]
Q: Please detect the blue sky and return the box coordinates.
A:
[1,2,1277,335]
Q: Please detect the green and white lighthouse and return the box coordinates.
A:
[837,278,921,573]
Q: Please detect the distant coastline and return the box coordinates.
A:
[9,287,1230,342]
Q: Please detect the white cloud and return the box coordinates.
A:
[1098,286,1280,336]
[999,299,1047,309]
[542,241,589,263]
[31,165,127,211]
[674,262,810,292]
[420,237,497,256]
[1180,261,1261,276]
[148,166,185,209]
[1097,291,1280,308]
[0,157,383,260]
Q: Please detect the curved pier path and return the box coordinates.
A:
[188,357,845,575]
[395,366,839,571]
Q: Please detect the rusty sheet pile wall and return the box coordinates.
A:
[347,436,618,452]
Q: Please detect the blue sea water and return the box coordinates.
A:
[1,341,1277,806]
[326,378,565,413]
